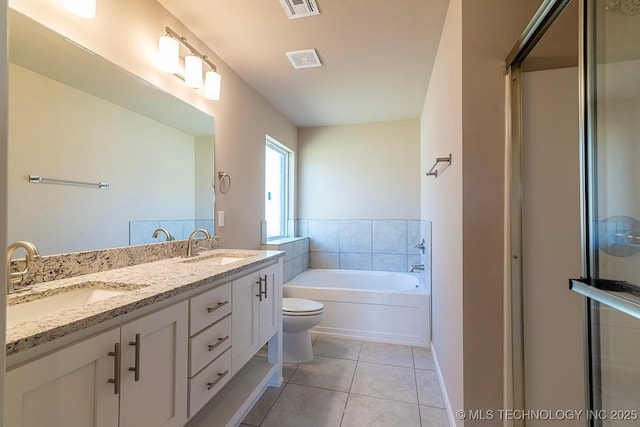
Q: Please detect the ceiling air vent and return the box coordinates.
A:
[279,0,320,19]
[286,49,322,69]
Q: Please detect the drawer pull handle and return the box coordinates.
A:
[255,278,263,302]
[261,275,268,299]
[207,300,229,313]
[108,342,121,395]
[208,335,230,352]
[207,370,229,390]
[128,333,141,381]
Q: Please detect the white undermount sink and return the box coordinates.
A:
[180,253,250,265]
[7,282,137,327]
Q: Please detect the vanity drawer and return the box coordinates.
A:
[189,315,232,376]
[188,348,232,417]
[190,282,231,335]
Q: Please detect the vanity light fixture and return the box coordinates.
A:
[184,54,203,88]
[158,27,221,100]
[64,0,96,19]
[158,35,179,73]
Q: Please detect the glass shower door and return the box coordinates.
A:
[572,0,640,425]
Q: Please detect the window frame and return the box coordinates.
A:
[265,136,292,240]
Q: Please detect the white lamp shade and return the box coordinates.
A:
[64,0,96,19]
[184,55,203,88]
[204,71,221,100]
[158,36,179,73]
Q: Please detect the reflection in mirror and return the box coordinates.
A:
[8,10,215,256]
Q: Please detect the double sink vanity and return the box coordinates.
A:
[4,246,284,427]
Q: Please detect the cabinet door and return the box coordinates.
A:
[120,301,188,427]
[4,329,120,427]
[231,271,260,374]
[259,263,280,345]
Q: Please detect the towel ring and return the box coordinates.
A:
[218,172,231,194]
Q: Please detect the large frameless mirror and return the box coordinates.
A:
[7,9,215,256]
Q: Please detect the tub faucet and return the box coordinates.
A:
[152,228,174,241]
[186,229,211,257]
[409,264,425,273]
[6,241,41,294]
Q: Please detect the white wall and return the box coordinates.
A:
[420,0,464,420]
[9,64,197,254]
[421,0,542,423]
[298,120,420,220]
[521,66,584,424]
[9,0,297,250]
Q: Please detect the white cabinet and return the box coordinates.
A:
[120,301,188,427]
[4,329,120,427]
[4,301,188,427]
[187,282,233,417]
[231,263,280,374]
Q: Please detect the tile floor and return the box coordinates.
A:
[241,335,449,427]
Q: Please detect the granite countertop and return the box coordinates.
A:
[6,249,283,356]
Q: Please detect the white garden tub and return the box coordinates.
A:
[283,268,430,347]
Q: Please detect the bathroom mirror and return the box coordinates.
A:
[7,9,215,256]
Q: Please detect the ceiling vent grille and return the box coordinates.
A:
[286,49,322,69]
[279,0,320,19]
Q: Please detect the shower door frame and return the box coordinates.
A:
[505,0,590,425]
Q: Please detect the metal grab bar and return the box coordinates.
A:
[29,174,109,189]
[425,154,452,178]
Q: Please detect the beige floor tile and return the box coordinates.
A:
[260,383,348,427]
[359,342,414,368]
[290,355,357,392]
[420,405,450,427]
[416,369,445,408]
[351,361,418,403]
[341,394,421,427]
[313,336,363,360]
[413,346,435,371]
[282,362,298,383]
[241,385,283,426]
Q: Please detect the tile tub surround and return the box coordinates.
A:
[297,219,431,273]
[9,236,220,288]
[261,237,309,282]
[6,248,282,357]
[241,336,449,427]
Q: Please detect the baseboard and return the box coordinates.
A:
[431,342,459,427]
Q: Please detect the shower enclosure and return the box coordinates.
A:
[569,0,640,424]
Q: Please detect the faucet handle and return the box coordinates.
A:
[414,239,426,253]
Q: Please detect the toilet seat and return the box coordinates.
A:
[283,298,324,316]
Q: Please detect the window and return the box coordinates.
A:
[265,137,291,240]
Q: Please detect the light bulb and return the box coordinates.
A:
[158,35,179,73]
[185,55,203,89]
[64,0,96,19]
[204,70,221,100]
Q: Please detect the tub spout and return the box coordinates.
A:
[409,264,425,272]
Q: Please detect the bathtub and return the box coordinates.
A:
[283,269,430,347]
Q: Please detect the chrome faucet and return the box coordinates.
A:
[186,229,211,257]
[152,228,174,241]
[409,264,425,273]
[7,241,41,294]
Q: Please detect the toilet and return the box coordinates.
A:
[282,298,325,363]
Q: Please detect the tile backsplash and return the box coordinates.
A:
[297,219,431,274]
[11,236,220,288]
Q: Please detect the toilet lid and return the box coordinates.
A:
[283,298,324,314]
